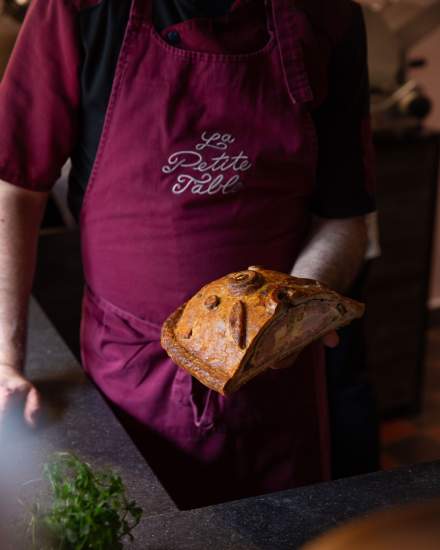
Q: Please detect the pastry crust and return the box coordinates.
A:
[161,267,365,395]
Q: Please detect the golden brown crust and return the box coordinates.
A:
[161,267,365,395]
[161,305,231,394]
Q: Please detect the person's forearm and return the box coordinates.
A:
[0,179,47,371]
[291,215,368,293]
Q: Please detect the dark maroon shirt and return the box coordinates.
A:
[0,0,376,219]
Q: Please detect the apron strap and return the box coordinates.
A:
[269,0,314,105]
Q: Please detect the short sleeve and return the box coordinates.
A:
[0,0,80,192]
[310,3,376,219]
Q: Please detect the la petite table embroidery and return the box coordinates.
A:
[162,132,253,195]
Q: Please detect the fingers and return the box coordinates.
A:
[322,330,340,348]
[0,387,12,416]
[0,372,40,428]
[24,386,41,428]
[0,379,26,414]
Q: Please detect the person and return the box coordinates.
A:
[0,0,376,509]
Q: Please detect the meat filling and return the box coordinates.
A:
[248,299,340,369]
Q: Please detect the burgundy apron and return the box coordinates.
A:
[80,0,330,508]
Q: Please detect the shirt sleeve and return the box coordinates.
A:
[0,0,81,192]
[310,2,376,219]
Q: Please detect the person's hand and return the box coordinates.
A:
[270,330,340,370]
[0,365,40,427]
[321,330,340,349]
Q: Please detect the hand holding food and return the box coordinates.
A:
[161,266,365,395]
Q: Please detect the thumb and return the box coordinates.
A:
[322,330,340,348]
[24,386,41,428]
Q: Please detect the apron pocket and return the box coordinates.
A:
[83,285,162,340]
[80,286,164,400]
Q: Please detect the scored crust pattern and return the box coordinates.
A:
[161,266,365,395]
[229,300,247,349]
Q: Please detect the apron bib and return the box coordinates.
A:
[80,0,330,508]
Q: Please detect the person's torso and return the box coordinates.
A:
[69,0,260,217]
[78,0,333,323]
[68,0,345,220]
[78,3,332,478]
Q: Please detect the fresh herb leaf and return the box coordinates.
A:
[29,452,143,549]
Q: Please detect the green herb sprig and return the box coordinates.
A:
[29,452,143,550]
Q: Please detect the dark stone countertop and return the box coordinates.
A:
[140,461,440,549]
[2,299,440,549]
[0,299,176,548]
